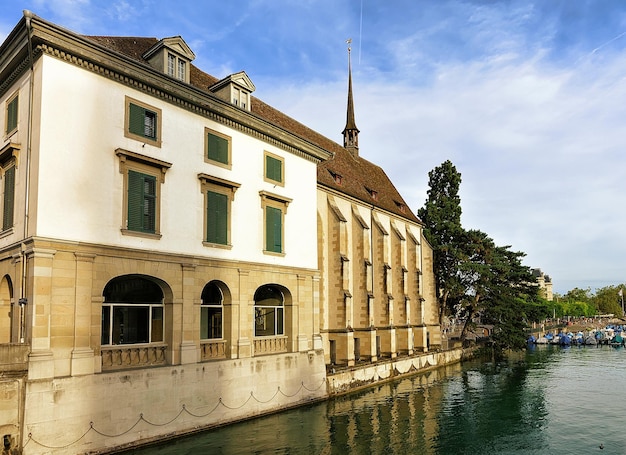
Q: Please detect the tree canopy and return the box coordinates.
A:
[419,160,544,351]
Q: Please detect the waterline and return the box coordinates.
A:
[126,345,626,454]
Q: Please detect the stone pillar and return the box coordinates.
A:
[312,276,322,350]
[25,247,56,380]
[71,253,96,376]
[180,263,197,364]
[236,269,251,358]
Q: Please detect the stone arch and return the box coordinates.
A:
[101,274,172,346]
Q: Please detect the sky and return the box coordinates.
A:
[1,0,626,295]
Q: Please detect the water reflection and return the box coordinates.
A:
[127,346,626,454]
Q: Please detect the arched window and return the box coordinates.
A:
[254,285,284,337]
[201,281,223,339]
[102,275,164,345]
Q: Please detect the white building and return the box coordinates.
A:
[0,12,330,454]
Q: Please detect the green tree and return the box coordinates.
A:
[457,229,540,349]
[417,160,465,324]
[592,285,623,316]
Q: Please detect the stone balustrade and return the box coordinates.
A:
[101,343,167,370]
[200,340,226,361]
[253,336,288,355]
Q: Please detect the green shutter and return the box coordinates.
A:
[266,155,282,183]
[6,96,18,134]
[128,103,145,137]
[2,166,14,231]
[127,170,156,233]
[207,133,229,164]
[207,191,228,244]
[265,206,282,252]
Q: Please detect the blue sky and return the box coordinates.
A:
[2,1,626,294]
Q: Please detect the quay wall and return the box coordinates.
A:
[326,348,465,396]
[19,351,327,455]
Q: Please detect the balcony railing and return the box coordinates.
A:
[200,340,226,361]
[253,336,287,355]
[101,343,167,371]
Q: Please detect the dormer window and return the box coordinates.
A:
[328,170,342,185]
[209,71,256,112]
[366,187,378,200]
[143,36,195,84]
[394,201,406,213]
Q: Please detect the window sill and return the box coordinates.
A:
[0,227,13,239]
[203,241,232,250]
[263,250,285,257]
[121,229,162,240]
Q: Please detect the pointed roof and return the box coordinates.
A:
[343,51,358,133]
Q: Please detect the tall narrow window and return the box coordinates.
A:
[117,148,171,238]
[128,170,156,234]
[5,94,18,135]
[254,285,284,337]
[264,152,284,186]
[125,97,162,147]
[206,190,228,245]
[260,191,291,256]
[265,206,282,253]
[167,53,176,78]
[199,174,239,248]
[201,282,223,339]
[2,165,14,231]
[177,59,186,81]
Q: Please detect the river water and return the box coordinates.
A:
[128,345,626,454]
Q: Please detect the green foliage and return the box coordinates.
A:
[419,160,545,351]
[417,160,465,323]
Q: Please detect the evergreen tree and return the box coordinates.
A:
[417,160,465,324]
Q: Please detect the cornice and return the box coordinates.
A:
[20,14,331,165]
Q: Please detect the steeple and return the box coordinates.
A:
[342,39,359,156]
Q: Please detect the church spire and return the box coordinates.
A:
[342,38,359,156]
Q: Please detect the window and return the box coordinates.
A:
[260,191,291,255]
[201,282,223,339]
[102,275,164,345]
[232,87,249,109]
[199,174,240,247]
[167,53,176,78]
[205,128,231,168]
[265,206,282,253]
[2,165,14,231]
[128,170,156,233]
[124,97,162,147]
[117,148,172,238]
[5,93,18,136]
[254,285,284,337]
[264,152,284,186]
[178,59,186,81]
[166,52,186,81]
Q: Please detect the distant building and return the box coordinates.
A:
[532,268,554,301]
[0,12,440,454]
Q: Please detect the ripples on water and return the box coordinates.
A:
[127,346,626,454]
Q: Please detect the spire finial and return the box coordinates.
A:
[342,38,359,156]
